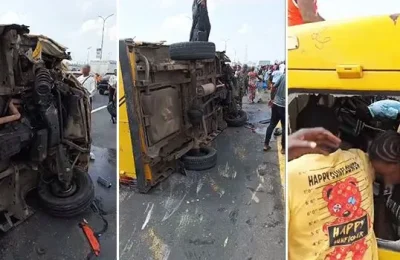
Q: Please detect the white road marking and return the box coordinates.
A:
[249,183,264,204]
[218,162,237,179]
[162,193,187,221]
[91,105,107,113]
[224,237,229,247]
[121,226,137,257]
[141,203,154,230]
[196,179,204,195]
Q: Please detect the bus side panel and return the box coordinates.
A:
[119,40,152,192]
[378,248,400,259]
[118,61,136,180]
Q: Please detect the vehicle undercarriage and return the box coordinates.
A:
[120,0,246,191]
[121,39,246,191]
[0,24,93,232]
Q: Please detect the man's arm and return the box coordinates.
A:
[270,86,277,101]
[298,0,324,23]
[288,128,341,161]
[270,74,283,100]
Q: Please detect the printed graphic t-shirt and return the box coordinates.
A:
[288,149,378,260]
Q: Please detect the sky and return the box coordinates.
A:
[1,0,395,65]
[319,0,400,20]
[0,0,117,63]
[119,0,286,64]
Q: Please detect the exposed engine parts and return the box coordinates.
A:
[0,24,93,231]
[34,64,53,107]
[34,64,62,147]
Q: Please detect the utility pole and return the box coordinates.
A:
[222,38,229,52]
[98,14,114,60]
[244,45,248,63]
[86,46,91,64]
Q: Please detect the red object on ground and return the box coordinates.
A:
[80,220,100,257]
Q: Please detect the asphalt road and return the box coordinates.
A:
[0,92,117,260]
[119,94,285,260]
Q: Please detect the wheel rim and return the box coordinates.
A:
[50,181,78,198]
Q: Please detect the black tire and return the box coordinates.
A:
[169,42,216,61]
[99,89,105,95]
[225,110,247,127]
[181,147,217,171]
[38,168,95,217]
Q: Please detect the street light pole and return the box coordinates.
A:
[244,44,248,63]
[98,14,114,60]
[222,38,230,52]
[87,46,92,64]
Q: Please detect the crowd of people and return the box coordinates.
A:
[231,61,286,104]
[229,61,286,154]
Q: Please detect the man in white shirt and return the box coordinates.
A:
[77,65,96,160]
[279,61,285,73]
[108,74,117,102]
[77,65,97,107]
[271,65,283,85]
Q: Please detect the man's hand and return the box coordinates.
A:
[288,127,341,161]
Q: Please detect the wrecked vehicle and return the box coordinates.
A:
[288,15,400,258]
[0,25,93,231]
[118,39,247,192]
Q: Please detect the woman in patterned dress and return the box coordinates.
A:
[247,67,260,103]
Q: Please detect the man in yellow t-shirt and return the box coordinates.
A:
[288,105,378,260]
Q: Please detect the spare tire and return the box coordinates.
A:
[182,147,217,171]
[225,110,247,127]
[169,42,216,61]
[38,168,95,217]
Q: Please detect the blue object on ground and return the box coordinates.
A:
[263,82,267,90]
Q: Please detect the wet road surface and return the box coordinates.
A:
[119,94,285,260]
[92,92,116,150]
[0,93,117,260]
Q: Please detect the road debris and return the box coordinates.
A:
[97,176,112,188]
